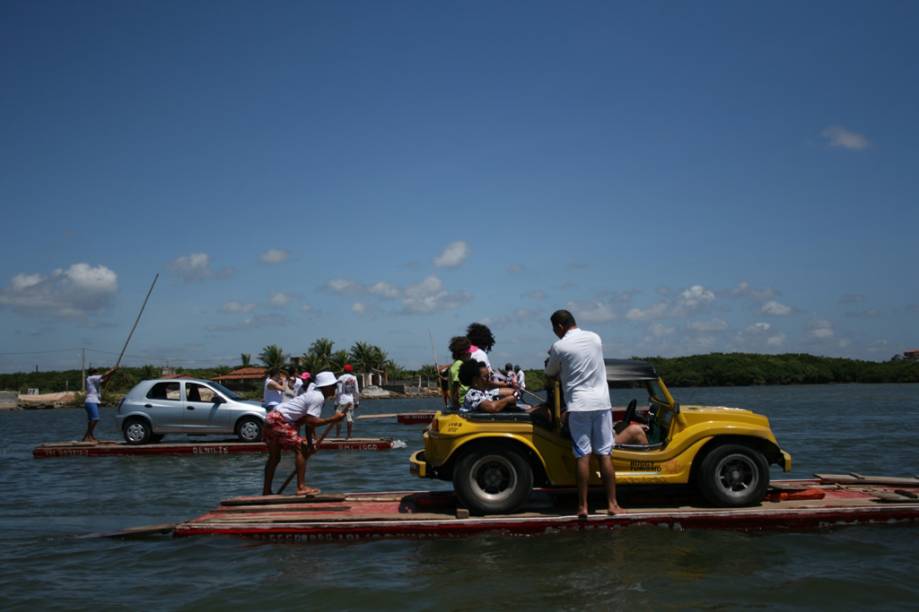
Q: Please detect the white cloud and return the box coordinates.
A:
[730,281,777,302]
[222,301,256,314]
[821,125,870,151]
[567,300,617,323]
[507,263,524,274]
[766,334,785,347]
[352,302,366,315]
[746,322,771,334]
[0,263,117,317]
[269,292,292,306]
[325,279,364,294]
[809,319,835,339]
[401,275,472,314]
[761,300,792,316]
[679,285,715,308]
[688,318,728,333]
[170,252,232,282]
[626,302,668,321]
[259,249,289,264]
[301,304,313,313]
[433,241,469,268]
[369,282,400,299]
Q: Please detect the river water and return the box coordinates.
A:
[0,383,916,610]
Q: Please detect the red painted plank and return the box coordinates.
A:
[32,438,394,458]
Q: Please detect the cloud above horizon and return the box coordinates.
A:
[259,249,289,264]
[821,125,870,151]
[169,253,233,282]
[0,263,118,317]
[433,241,469,268]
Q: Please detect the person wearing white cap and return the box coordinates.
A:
[262,371,345,496]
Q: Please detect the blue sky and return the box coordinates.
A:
[1,1,917,373]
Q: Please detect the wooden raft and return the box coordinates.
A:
[33,437,396,458]
[173,476,919,541]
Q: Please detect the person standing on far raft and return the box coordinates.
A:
[262,368,286,411]
[514,365,526,393]
[335,364,360,439]
[262,371,344,496]
[82,366,117,444]
[544,309,622,518]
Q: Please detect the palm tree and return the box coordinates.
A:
[259,344,285,371]
[349,341,377,373]
[330,350,350,372]
[240,353,251,367]
[301,338,335,373]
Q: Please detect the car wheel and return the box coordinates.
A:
[236,417,263,443]
[123,417,152,445]
[697,443,769,507]
[453,444,533,515]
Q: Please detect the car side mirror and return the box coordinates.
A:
[213,396,226,405]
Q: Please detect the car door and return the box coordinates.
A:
[182,382,225,432]
[142,381,184,431]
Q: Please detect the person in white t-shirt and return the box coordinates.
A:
[335,364,360,439]
[262,369,286,410]
[514,365,526,393]
[82,366,118,443]
[544,309,622,517]
[287,366,301,397]
[262,371,345,496]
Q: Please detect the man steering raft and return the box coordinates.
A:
[82,366,118,443]
[261,371,345,496]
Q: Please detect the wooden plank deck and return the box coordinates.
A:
[173,477,919,541]
[32,437,395,458]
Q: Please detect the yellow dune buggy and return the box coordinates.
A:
[410,359,791,514]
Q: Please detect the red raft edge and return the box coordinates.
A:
[173,479,919,541]
[32,438,395,458]
[174,504,919,541]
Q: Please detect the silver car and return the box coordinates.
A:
[115,378,267,444]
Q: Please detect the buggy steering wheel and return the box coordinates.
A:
[623,399,637,424]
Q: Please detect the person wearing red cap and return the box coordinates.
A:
[335,364,360,439]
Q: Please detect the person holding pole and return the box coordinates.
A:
[544,309,622,518]
[82,366,118,443]
[262,371,344,496]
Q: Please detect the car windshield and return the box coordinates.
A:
[207,381,242,401]
[608,380,672,409]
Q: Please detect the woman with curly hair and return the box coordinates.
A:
[465,322,498,376]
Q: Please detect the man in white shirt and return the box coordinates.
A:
[544,309,622,517]
[335,364,360,439]
[82,366,118,443]
[262,371,345,496]
[514,365,526,392]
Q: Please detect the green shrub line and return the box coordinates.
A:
[2,352,916,398]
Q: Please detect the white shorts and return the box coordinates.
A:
[336,403,354,423]
[568,409,614,458]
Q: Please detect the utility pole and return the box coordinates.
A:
[81,348,86,392]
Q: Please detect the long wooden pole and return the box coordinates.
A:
[115,273,158,369]
[429,330,448,410]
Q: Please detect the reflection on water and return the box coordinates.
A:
[0,384,917,609]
